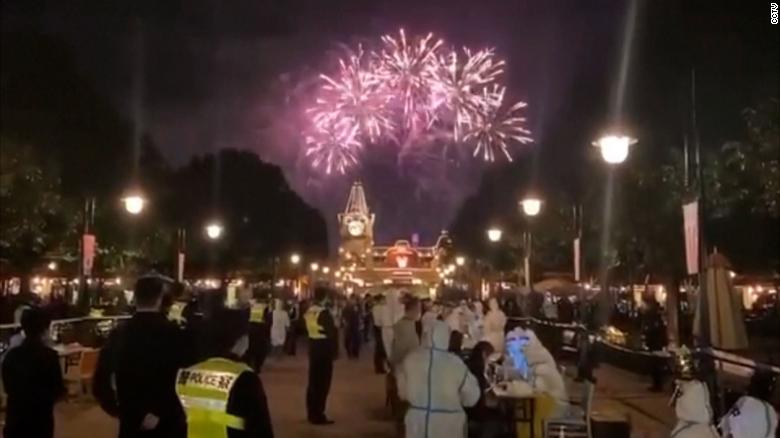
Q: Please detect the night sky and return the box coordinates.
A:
[2,0,777,244]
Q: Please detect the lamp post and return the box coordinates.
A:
[122,193,146,215]
[486,228,503,296]
[520,196,542,289]
[487,227,503,243]
[592,132,636,306]
[205,221,224,240]
[593,134,636,165]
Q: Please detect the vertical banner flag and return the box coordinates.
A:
[574,237,581,282]
[177,253,185,282]
[411,233,420,247]
[683,201,699,275]
[82,234,96,276]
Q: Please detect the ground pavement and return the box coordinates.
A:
[568,363,675,438]
[50,348,395,438]
[4,344,674,438]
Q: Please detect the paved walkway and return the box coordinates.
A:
[566,363,674,438]
[5,344,674,438]
[50,348,395,438]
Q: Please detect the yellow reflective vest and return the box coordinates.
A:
[175,357,251,438]
[304,305,326,339]
[249,303,267,323]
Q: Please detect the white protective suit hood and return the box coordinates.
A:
[274,299,283,311]
[488,298,500,312]
[720,395,778,438]
[671,380,719,438]
[675,380,713,424]
[398,320,481,438]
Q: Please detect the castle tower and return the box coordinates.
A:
[338,182,375,266]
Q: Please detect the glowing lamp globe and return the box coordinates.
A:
[310,262,320,272]
[487,228,503,242]
[123,195,146,215]
[205,222,224,240]
[593,134,637,164]
[322,266,330,274]
[455,256,465,266]
[520,197,542,217]
[290,253,301,265]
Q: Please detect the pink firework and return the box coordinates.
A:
[312,46,394,142]
[302,29,532,173]
[464,86,532,162]
[304,120,361,175]
[376,29,443,131]
[430,47,506,140]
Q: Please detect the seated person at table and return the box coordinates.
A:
[2,307,66,438]
[466,341,502,438]
[500,328,567,415]
[524,329,567,414]
[397,320,481,438]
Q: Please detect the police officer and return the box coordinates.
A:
[176,308,274,438]
[247,293,270,371]
[305,286,337,425]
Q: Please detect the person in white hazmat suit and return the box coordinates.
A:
[381,289,404,363]
[669,378,718,438]
[719,370,778,438]
[270,299,290,354]
[482,298,507,353]
[509,328,567,414]
[397,320,481,438]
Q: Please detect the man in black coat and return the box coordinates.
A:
[2,307,65,438]
[94,274,196,438]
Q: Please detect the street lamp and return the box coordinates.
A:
[310,262,320,272]
[456,256,465,267]
[487,227,503,243]
[520,195,543,289]
[47,261,58,271]
[122,194,146,215]
[322,266,330,275]
[290,253,301,265]
[593,134,637,164]
[520,197,542,217]
[205,221,224,240]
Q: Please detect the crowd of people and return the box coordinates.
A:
[1,277,778,438]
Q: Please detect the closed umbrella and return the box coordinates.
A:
[694,252,749,350]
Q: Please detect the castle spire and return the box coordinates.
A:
[343,181,370,216]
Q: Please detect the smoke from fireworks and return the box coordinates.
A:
[304,29,531,174]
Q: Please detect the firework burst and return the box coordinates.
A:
[376,29,442,131]
[302,29,532,174]
[304,120,361,175]
[430,48,505,140]
[464,87,532,162]
[313,46,394,142]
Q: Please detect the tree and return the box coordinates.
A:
[0,141,77,291]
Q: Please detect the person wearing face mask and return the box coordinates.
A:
[176,308,274,438]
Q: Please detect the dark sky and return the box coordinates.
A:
[2,0,777,243]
